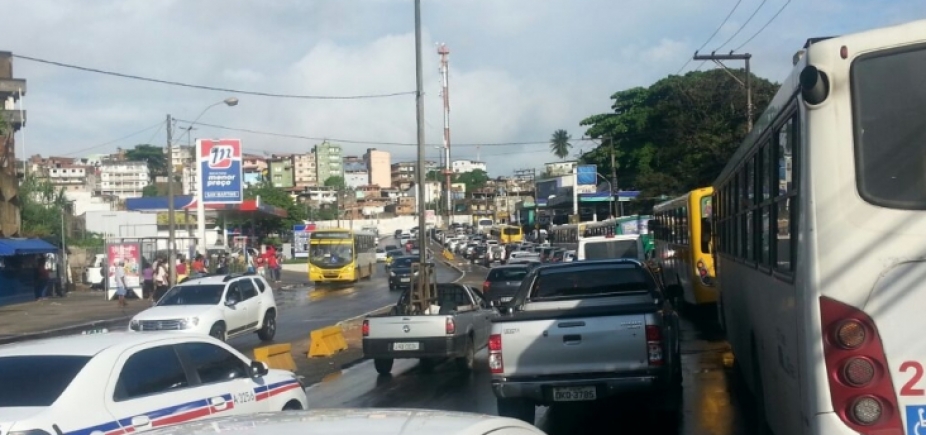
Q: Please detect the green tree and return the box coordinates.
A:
[455,169,489,194]
[549,129,572,160]
[19,174,69,239]
[142,185,159,197]
[233,182,307,241]
[323,176,346,189]
[579,69,778,198]
[125,144,168,181]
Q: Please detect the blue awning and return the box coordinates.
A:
[0,238,59,256]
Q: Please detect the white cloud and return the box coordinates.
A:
[1,0,924,176]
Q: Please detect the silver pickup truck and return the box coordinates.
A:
[488,259,682,424]
[362,283,497,375]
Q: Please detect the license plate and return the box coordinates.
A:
[393,342,420,351]
[552,386,597,402]
[400,278,410,282]
[82,328,108,335]
[500,297,513,302]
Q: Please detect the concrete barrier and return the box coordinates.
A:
[253,343,297,371]
[308,325,348,358]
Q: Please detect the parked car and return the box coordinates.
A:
[129,273,277,342]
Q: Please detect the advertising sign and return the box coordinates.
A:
[577,165,598,185]
[293,224,310,258]
[106,242,143,299]
[197,138,244,204]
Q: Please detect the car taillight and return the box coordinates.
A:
[445,317,455,335]
[819,296,901,433]
[488,333,503,373]
[483,281,490,293]
[645,324,663,366]
[362,319,369,337]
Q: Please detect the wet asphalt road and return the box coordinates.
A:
[303,255,754,435]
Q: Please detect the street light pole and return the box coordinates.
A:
[192,98,239,257]
[166,114,177,286]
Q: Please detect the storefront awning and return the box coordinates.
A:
[0,238,58,256]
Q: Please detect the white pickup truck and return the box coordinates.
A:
[362,283,498,375]
[488,259,682,425]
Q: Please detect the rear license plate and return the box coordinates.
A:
[500,297,513,302]
[393,342,420,351]
[552,386,597,402]
[400,278,410,282]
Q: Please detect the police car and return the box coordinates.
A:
[143,409,547,435]
[129,274,277,342]
[0,331,307,435]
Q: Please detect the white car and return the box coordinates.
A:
[375,248,388,262]
[130,274,277,342]
[0,332,308,435]
[144,409,546,435]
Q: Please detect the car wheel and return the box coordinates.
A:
[257,310,276,341]
[456,336,475,372]
[374,358,394,375]
[209,322,226,342]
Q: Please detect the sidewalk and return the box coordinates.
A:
[0,291,146,345]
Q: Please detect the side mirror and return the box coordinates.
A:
[249,360,269,378]
[225,298,238,307]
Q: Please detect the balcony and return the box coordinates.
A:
[0,109,25,130]
[0,78,26,95]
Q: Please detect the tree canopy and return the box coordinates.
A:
[323,176,346,189]
[549,129,572,160]
[455,169,489,193]
[579,69,779,199]
[125,144,168,180]
[235,182,308,240]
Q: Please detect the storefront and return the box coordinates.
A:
[0,238,59,307]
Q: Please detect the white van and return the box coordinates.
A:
[577,234,645,262]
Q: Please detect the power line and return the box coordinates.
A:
[177,119,568,148]
[12,53,416,100]
[61,121,163,156]
[676,0,744,75]
[732,0,792,51]
[715,0,768,51]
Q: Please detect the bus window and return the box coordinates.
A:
[701,217,712,254]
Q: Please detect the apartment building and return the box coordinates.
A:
[293,152,317,188]
[363,148,391,188]
[267,155,295,189]
[97,161,149,200]
[314,141,343,184]
[452,159,487,174]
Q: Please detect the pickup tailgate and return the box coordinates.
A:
[496,299,652,376]
[366,315,449,339]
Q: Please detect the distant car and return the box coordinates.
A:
[129,274,277,342]
[388,256,420,291]
[0,332,308,435]
[384,244,399,252]
[142,409,546,435]
[375,248,387,262]
[482,265,530,305]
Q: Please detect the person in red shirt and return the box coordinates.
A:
[266,248,280,282]
[192,254,206,274]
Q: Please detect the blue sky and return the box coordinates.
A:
[1,0,923,177]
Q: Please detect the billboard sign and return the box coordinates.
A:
[293,224,310,258]
[106,242,142,300]
[576,165,597,185]
[197,139,244,204]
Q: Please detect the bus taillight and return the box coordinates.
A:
[819,296,901,433]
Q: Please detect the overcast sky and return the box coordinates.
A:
[1,0,922,177]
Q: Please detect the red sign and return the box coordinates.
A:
[106,242,141,289]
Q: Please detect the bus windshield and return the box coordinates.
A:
[503,228,521,235]
[310,242,354,268]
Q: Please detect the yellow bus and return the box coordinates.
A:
[490,225,523,244]
[307,228,377,284]
[651,187,716,308]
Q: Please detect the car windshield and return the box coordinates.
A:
[310,242,354,268]
[0,355,91,407]
[392,257,415,268]
[488,268,529,281]
[529,264,653,301]
[157,284,225,306]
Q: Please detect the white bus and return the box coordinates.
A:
[712,20,926,435]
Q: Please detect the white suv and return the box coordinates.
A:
[130,274,277,342]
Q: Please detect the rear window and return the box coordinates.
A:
[0,355,91,406]
[503,228,521,235]
[583,240,638,260]
[392,257,415,268]
[853,44,926,209]
[487,268,529,281]
[529,264,653,301]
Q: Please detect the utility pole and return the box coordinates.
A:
[607,135,619,218]
[166,114,177,286]
[693,51,754,131]
[438,43,452,228]
[412,0,433,314]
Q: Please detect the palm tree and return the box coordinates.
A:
[549,129,572,160]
